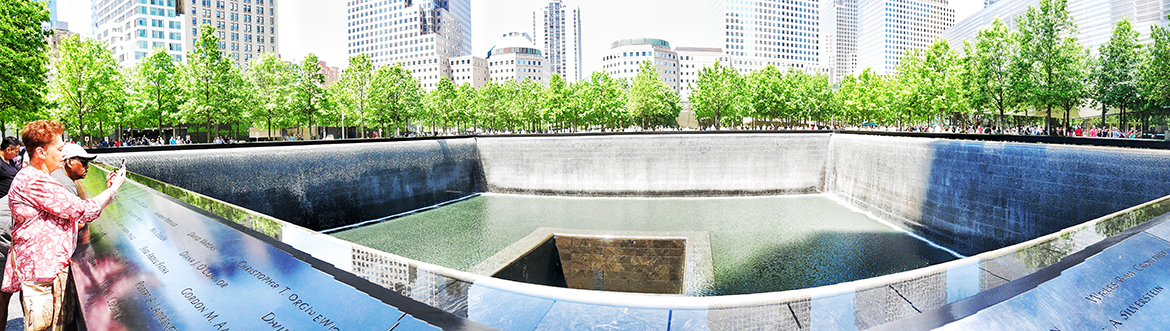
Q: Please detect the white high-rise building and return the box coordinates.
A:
[943,0,1170,54]
[823,0,859,82]
[535,0,582,82]
[600,38,680,90]
[722,0,824,71]
[677,47,723,100]
[91,0,185,66]
[486,32,550,85]
[182,0,281,67]
[856,0,956,75]
[345,0,472,90]
[447,55,488,88]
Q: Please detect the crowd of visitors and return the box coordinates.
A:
[49,123,1170,150]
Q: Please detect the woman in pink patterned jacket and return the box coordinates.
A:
[5,120,126,330]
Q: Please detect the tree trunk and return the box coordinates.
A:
[1101,103,1107,132]
[1121,107,1126,132]
[1064,106,1070,136]
[1045,105,1052,136]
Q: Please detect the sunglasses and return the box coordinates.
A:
[71,158,91,168]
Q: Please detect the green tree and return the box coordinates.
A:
[179,24,239,142]
[544,74,571,131]
[245,52,295,140]
[476,81,505,131]
[425,76,457,135]
[1015,0,1083,135]
[746,65,783,128]
[368,63,421,137]
[1139,14,1170,124]
[0,0,51,134]
[522,79,547,132]
[1054,40,1090,134]
[964,18,1018,131]
[333,54,374,138]
[1094,18,1144,132]
[626,60,681,128]
[691,61,745,129]
[49,34,121,140]
[291,53,328,139]
[800,72,834,127]
[454,82,478,133]
[130,48,180,140]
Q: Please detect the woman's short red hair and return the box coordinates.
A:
[21,120,64,154]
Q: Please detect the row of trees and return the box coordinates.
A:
[690,0,1170,134]
[24,25,683,140]
[38,24,331,141]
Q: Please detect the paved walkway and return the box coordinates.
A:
[4,294,20,331]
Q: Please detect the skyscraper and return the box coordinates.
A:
[91,0,186,66]
[42,0,59,27]
[345,0,472,89]
[856,0,955,75]
[535,0,582,82]
[823,0,859,82]
[944,0,1170,53]
[182,0,281,66]
[722,0,825,71]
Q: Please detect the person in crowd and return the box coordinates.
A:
[50,144,98,199]
[6,120,127,330]
[0,137,22,323]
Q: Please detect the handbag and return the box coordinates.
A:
[14,255,72,331]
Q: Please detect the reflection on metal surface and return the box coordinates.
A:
[70,172,446,331]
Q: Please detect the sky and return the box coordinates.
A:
[55,0,984,72]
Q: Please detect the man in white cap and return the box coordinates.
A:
[51,143,98,199]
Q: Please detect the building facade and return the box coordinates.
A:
[600,38,680,90]
[823,0,859,82]
[91,0,186,66]
[535,0,582,82]
[447,55,488,88]
[180,0,280,66]
[943,0,1170,53]
[318,60,341,87]
[856,0,956,75]
[345,0,472,89]
[723,0,824,71]
[486,32,550,85]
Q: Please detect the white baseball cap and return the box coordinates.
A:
[61,143,97,161]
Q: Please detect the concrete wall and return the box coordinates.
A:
[98,139,483,231]
[476,134,831,196]
[827,134,1170,256]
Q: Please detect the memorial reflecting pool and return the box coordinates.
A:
[333,193,958,296]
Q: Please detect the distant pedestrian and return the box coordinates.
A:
[0,136,22,323]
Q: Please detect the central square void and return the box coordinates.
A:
[333,193,959,295]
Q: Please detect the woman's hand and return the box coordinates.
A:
[107,167,127,189]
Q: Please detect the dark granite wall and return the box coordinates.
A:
[96,139,483,231]
[828,134,1170,256]
[97,133,1170,257]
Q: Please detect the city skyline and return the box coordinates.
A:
[55,0,982,74]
